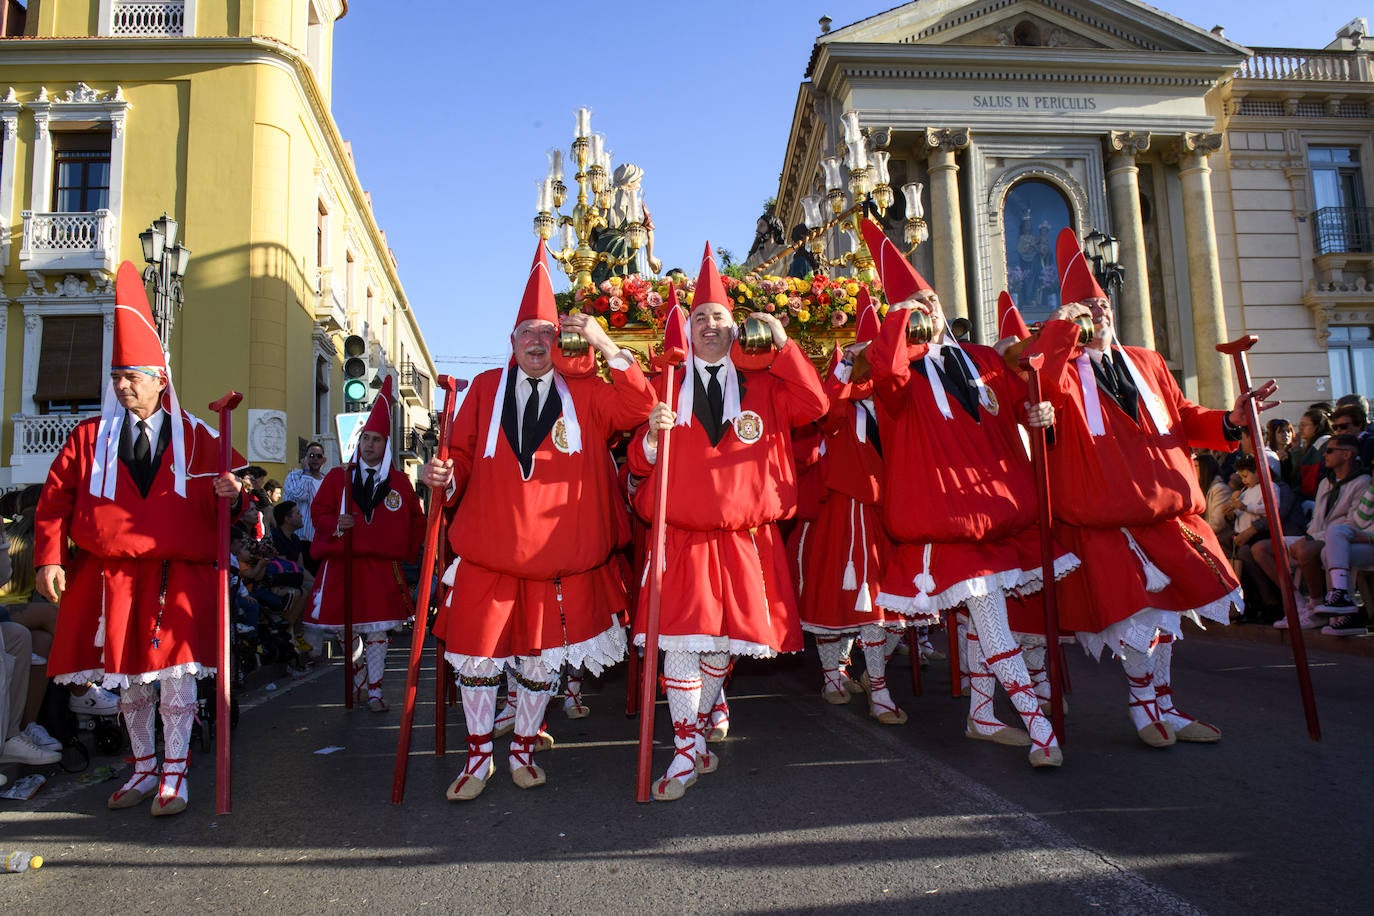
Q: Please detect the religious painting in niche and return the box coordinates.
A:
[1003,178,1072,324]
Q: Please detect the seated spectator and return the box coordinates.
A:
[228,525,263,635]
[236,466,271,539]
[1254,434,1370,629]
[1282,408,1332,501]
[1313,474,1374,636]
[1,620,62,765]
[1195,451,1233,555]
[1329,403,1374,473]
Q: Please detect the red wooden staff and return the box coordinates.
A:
[1018,353,1066,744]
[209,390,242,816]
[635,303,687,802]
[1217,336,1321,741]
[392,375,464,803]
[338,460,357,709]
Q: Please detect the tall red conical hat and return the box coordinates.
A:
[690,243,729,312]
[1055,228,1107,305]
[514,241,559,328]
[996,290,1031,342]
[112,260,166,371]
[362,374,394,440]
[855,287,880,345]
[858,218,931,305]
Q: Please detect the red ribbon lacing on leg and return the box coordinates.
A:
[154,755,189,811]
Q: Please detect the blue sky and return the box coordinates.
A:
[330,1,1362,379]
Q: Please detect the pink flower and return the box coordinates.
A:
[608,296,626,313]
[787,296,803,314]
[646,291,663,310]
[778,312,791,327]
[830,310,848,327]
[764,301,776,312]
[600,281,614,295]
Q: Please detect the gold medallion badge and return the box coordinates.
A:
[552,417,572,453]
[384,490,402,511]
[733,410,764,443]
[979,384,1000,416]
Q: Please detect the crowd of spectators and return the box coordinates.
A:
[1196,392,1374,635]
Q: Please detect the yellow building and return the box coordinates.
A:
[0,0,437,492]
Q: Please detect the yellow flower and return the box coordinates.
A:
[797,309,811,323]
[774,293,788,307]
[596,316,609,330]
[844,283,859,296]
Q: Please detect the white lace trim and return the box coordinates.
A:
[446,619,627,679]
[633,633,782,658]
[801,620,905,636]
[303,620,403,636]
[877,568,1025,621]
[56,662,215,689]
[1075,588,1240,660]
[1015,551,1082,597]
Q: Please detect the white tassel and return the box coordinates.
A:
[854,584,873,613]
[911,544,937,612]
[842,559,858,591]
[1123,529,1171,592]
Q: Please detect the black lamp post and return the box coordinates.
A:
[138,212,191,351]
[1082,228,1124,302]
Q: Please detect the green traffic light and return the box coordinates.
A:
[344,378,368,402]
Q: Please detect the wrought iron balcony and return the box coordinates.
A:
[112,1,186,36]
[1312,206,1374,256]
[399,360,430,407]
[20,210,118,276]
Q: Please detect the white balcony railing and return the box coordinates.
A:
[112,1,186,36]
[20,210,118,275]
[314,270,348,332]
[13,414,89,456]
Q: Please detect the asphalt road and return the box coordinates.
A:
[1,626,1369,914]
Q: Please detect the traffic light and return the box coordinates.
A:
[342,334,377,412]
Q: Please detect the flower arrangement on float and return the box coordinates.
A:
[555,272,889,335]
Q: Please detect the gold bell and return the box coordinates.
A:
[559,327,589,356]
[906,309,935,345]
[1072,314,1095,346]
[736,317,774,354]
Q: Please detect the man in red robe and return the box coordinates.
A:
[1029,228,1277,746]
[422,245,654,801]
[305,376,424,713]
[858,220,1071,767]
[630,244,828,800]
[795,296,908,721]
[34,261,244,816]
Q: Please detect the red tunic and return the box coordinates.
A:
[867,310,1074,620]
[34,412,234,685]
[1027,320,1241,655]
[628,341,828,656]
[305,465,424,632]
[430,359,655,672]
[795,357,901,633]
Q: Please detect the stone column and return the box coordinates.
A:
[924,127,971,320]
[1106,130,1155,350]
[1176,131,1234,406]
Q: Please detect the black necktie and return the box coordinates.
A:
[861,403,882,457]
[1099,353,1118,396]
[938,350,978,419]
[705,365,725,429]
[522,378,541,451]
[133,420,151,474]
[364,467,376,496]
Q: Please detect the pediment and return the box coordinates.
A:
[822,0,1248,55]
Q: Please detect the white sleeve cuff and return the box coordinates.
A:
[608,350,634,371]
[642,435,658,465]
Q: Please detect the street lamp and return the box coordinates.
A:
[139,212,191,351]
[1082,228,1124,302]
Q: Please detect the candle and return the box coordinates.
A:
[576,108,591,138]
[902,182,924,219]
[628,188,643,222]
[821,157,844,192]
[846,137,868,172]
[872,150,890,185]
[547,149,564,182]
[590,134,604,163]
[801,194,823,230]
[841,111,861,144]
[536,179,553,213]
[562,222,576,251]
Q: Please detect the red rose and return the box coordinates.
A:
[594,295,610,313]
[609,311,628,328]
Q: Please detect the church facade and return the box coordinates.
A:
[766,0,1374,414]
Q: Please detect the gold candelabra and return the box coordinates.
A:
[533,107,648,291]
[791,112,928,282]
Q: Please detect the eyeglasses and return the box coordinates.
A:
[1332,422,1356,431]
[307,453,325,459]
